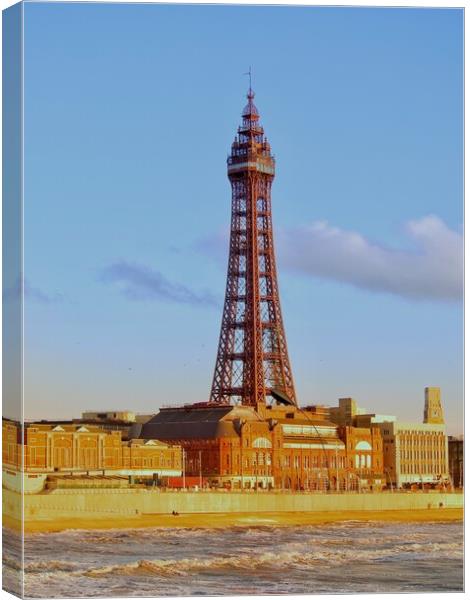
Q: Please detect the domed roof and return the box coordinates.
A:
[242,89,259,118]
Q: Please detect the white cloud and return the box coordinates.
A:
[278,215,462,302]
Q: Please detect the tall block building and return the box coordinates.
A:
[378,421,448,488]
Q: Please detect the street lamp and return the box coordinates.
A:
[351,471,361,493]
[385,468,394,493]
[335,444,339,492]
[198,449,202,489]
[240,424,244,491]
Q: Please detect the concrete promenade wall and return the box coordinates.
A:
[3,488,464,523]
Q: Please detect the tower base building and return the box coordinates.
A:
[140,402,384,491]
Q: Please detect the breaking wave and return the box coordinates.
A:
[21,540,463,580]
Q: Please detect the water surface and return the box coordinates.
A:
[3,521,464,597]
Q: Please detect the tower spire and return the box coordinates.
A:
[209,89,297,408]
[244,66,253,96]
[242,68,258,125]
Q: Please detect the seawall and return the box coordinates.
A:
[3,488,463,531]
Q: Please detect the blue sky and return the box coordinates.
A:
[22,3,463,433]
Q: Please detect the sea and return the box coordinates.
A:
[2,521,464,597]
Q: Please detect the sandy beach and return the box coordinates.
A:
[4,507,463,534]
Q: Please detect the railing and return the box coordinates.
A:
[145,487,463,495]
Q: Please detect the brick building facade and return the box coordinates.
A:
[2,419,182,479]
[139,403,384,490]
[338,425,384,490]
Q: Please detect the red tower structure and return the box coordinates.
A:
[210,88,297,408]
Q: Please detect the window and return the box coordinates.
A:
[253,437,272,448]
[355,441,372,451]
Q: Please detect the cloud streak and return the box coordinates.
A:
[100,260,219,307]
[3,278,65,304]
[278,215,462,302]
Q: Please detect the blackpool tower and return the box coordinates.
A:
[209,87,297,408]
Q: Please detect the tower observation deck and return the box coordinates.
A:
[209,88,297,408]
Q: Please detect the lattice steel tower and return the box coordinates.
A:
[210,87,297,408]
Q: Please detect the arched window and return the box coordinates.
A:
[355,441,372,451]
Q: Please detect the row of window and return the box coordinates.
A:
[355,455,372,468]
[221,454,365,471]
[282,455,348,469]
[400,464,444,475]
[400,450,445,460]
[26,447,177,469]
[282,425,337,437]
[399,431,445,440]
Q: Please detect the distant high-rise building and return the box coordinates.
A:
[424,387,444,424]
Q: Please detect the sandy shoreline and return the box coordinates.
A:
[4,508,463,533]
